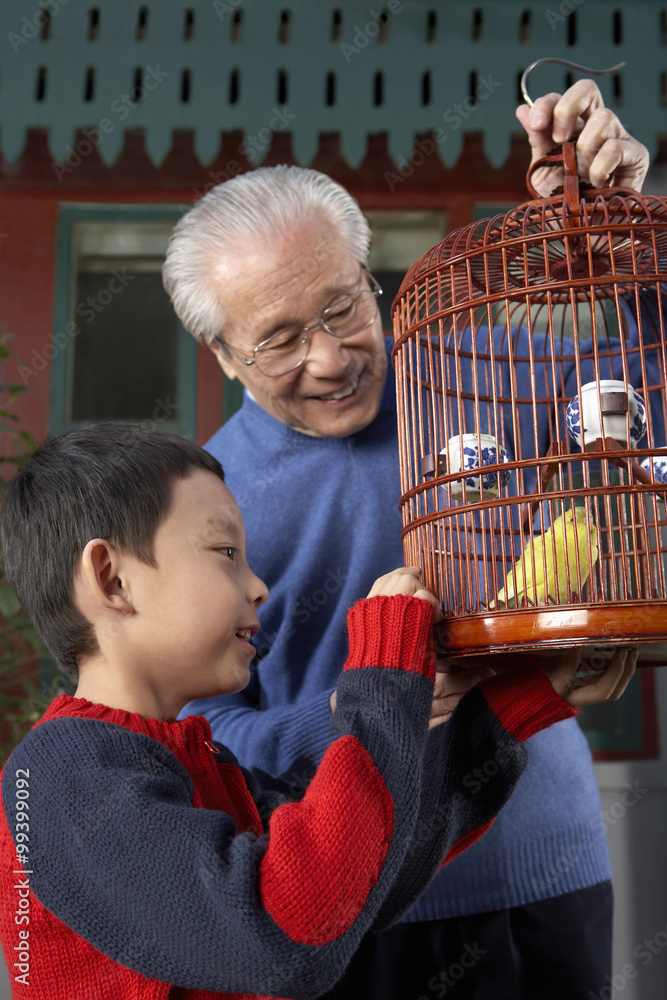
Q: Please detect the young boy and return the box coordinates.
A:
[0,423,635,1000]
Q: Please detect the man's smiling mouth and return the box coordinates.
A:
[314,371,362,402]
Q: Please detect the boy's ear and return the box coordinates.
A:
[78,538,134,614]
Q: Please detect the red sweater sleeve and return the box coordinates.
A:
[258,594,435,945]
[479,665,578,741]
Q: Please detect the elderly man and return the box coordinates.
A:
[163,84,650,1000]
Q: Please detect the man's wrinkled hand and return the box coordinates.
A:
[543,646,638,707]
[515,79,649,195]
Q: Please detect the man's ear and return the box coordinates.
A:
[77,538,134,615]
[208,337,238,382]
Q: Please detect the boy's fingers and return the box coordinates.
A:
[366,569,443,623]
[366,566,421,598]
[542,648,582,698]
[414,588,443,620]
[445,664,496,694]
[433,664,495,700]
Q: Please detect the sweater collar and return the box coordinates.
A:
[37,694,213,750]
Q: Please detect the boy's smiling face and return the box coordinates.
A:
[74,469,269,720]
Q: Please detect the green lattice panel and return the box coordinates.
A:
[0,1,664,170]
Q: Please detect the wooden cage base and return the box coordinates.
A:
[434,602,667,666]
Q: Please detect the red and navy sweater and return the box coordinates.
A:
[0,596,575,999]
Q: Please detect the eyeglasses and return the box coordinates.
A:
[216,271,383,378]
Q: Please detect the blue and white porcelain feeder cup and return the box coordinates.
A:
[566,380,647,452]
[640,457,667,483]
[442,434,512,502]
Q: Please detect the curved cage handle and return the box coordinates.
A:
[520,57,626,108]
[525,140,580,211]
[522,58,626,208]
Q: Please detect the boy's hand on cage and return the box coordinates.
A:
[515,78,649,194]
[366,567,444,622]
[542,646,638,707]
[330,574,442,715]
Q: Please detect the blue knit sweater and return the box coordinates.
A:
[187,303,664,919]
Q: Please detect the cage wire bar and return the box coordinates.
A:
[392,142,667,659]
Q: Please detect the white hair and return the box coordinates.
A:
[162,165,372,344]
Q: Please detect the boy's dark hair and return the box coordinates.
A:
[0,422,225,681]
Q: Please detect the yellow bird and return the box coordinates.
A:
[493,507,598,608]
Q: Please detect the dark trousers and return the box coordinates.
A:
[318,881,613,1000]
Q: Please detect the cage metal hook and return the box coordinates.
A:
[521,57,627,107]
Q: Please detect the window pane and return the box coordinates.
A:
[367,210,446,331]
[71,270,179,422]
[68,221,181,424]
[578,672,644,752]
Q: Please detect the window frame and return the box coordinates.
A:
[51,203,197,440]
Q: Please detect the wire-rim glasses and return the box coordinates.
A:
[216,270,383,377]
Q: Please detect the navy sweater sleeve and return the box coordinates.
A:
[368,666,574,929]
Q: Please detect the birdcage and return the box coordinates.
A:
[392,141,667,662]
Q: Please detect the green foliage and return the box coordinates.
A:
[0,584,73,765]
[0,331,37,472]
[0,331,73,765]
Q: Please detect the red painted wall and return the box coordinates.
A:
[0,193,59,447]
